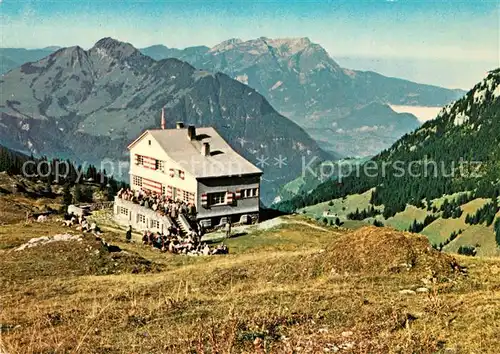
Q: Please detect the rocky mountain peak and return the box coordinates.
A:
[91,37,141,60]
[265,37,313,55]
[435,68,500,127]
[88,37,153,73]
[209,37,316,57]
[209,38,243,53]
[51,45,85,57]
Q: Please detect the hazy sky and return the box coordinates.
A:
[1,0,498,88]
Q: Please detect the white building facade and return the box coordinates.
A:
[115,123,262,229]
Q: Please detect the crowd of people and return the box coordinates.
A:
[117,188,197,220]
[118,188,230,256]
[62,212,100,234]
[137,228,229,256]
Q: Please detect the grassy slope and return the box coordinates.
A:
[430,192,469,210]
[281,175,306,195]
[278,158,370,200]
[0,173,63,224]
[383,205,430,230]
[300,191,498,256]
[300,189,375,219]
[1,212,500,353]
[421,199,490,246]
[443,209,500,257]
[444,225,499,257]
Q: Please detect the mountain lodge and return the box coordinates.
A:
[114,111,262,232]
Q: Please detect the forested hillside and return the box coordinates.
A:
[0,144,125,204]
[276,69,500,232]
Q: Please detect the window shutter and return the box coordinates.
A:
[226,192,234,205]
[235,189,241,199]
[169,168,174,177]
[166,185,173,198]
[201,193,208,208]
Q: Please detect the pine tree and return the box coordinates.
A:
[62,184,72,206]
[495,218,500,247]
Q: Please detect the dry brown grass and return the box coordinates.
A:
[0,173,64,225]
[1,214,499,353]
[308,226,461,279]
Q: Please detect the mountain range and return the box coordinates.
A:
[1,38,465,158]
[141,37,465,156]
[0,47,61,75]
[0,38,331,205]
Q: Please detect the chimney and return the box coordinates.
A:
[201,142,210,156]
[176,121,184,129]
[161,108,166,130]
[187,125,196,140]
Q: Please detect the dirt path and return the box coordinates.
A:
[280,216,346,234]
[288,219,331,232]
[95,215,341,244]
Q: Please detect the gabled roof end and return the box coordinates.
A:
[127,130,150,150]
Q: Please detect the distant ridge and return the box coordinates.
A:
[141,37,465,156]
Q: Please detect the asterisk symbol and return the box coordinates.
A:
[237,137,247,147]
[274,155,287,168]
[256,155,269,168]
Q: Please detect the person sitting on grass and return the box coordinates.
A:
[153,233,163,249]
[90,222,99,233]
[62,219,72,227]
[81,218,90,232]
[147,231,154,245]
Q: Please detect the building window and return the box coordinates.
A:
[208,192,226,206]
[242,188,259,198]
[156,160,165,172]
[151,219,159,229]
[135,155,144,165]
[148,140,151,146]
[181,190,194,203]
[137,214,146,224]
[119,207,128,215]
[133,175,143,187]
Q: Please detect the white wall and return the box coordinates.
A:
[114,197,173,233]
[129,131,197,198]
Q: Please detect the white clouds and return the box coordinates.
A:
[336,55,495,89]
[390,105,443,123]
